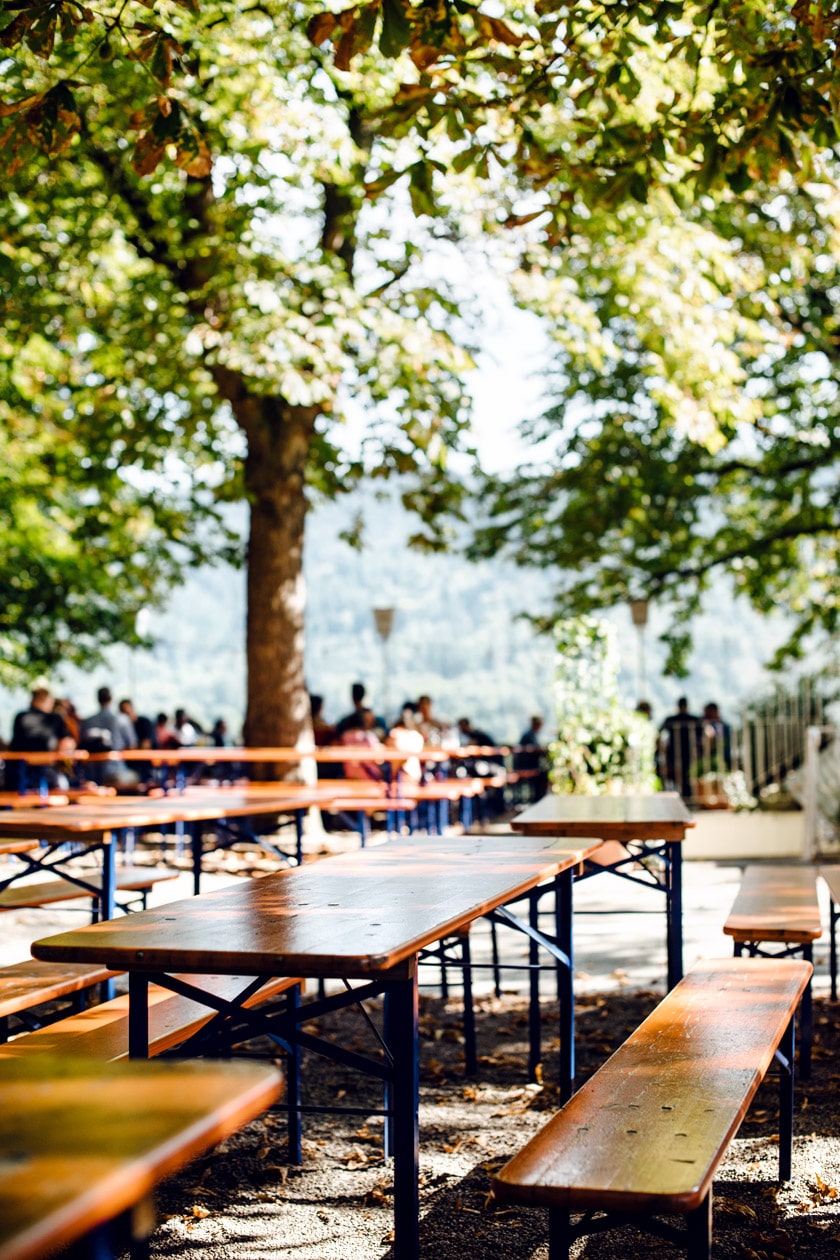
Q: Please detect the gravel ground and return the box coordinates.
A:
[141,985,840,1260]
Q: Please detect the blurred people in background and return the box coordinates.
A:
[658,697,702,799]
[8,686,75,790]
[340,708,386,782]
[335,682,367,738]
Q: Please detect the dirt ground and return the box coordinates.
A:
[139,984,840,1260]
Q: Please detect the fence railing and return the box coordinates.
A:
[802,724,840,858]
[657,685,832,810]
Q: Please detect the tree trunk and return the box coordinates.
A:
[226,388,318,752]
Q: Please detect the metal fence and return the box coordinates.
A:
[657,681,833,810]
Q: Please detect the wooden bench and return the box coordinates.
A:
[0,971,302,1061]
[819,865,840,1000]
[0,1055,282,1260]
[492,957,812,1260]
[723,862,821,1077]
[0,865,180,916]
[0,959,120,1042]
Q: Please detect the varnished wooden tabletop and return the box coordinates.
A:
[0,788,334,841]
[0,1056,282,1260]
[32,834,598,980]
[512,792,694,841]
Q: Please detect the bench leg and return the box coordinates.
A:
[547,1206,572,1260]
[461,931,477,1076]
[831,896,838,1002]
[286,984,303,1165]
[778,1012,796,1182]
[800,946,813,1081]
[490,918,502,998]
[686,1191,712,1260]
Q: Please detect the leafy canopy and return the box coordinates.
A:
[3,1,840,209]
[0,0,479,685]
[470,175,840,674]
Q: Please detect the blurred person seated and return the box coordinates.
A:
[7,686,75,790]
[154,712,181,750]
[340,709,386,783]
[456,717,496,748]
[79,687,139,789]
[310,694,337,748]
[385,702,424,786]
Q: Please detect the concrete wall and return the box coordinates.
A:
[684,809,805,861]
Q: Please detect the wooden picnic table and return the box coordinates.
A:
[0,788,330,918]
[512,792,694,989]
[0,1056,282,1260]
[32,832,598,1260]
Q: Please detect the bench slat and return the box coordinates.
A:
[0,961,119,1020]
[0,866,178,910]
[493,957,811,1216]
[723,864,822,945]
[0,973,301,1061]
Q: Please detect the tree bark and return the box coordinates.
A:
[217,377,318,752]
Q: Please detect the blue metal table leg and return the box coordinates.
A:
[830,896,838,1002]
[286,984,303,1163]
[461,932,477,1075]
[386,965,420,1260]
[665,839,684,989]
[294,809,304,863]
[528,889,541,1080]
[556,869,575,1102]
[128,973,150,1058]
[101,833,116,922]
[191,821,203,895]
[101,833,117,999]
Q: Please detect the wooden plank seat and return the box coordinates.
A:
[0,1055,282,1260]
[0,972,303,1061]
[492,957,812,1260]
[0,959,120,1042]
[0,866,179,916]
[723,863,821,1077]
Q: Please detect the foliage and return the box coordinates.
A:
[0,1,477,690]
[470,176,840,674]
[3,0,840,215]
[551,614,657,794]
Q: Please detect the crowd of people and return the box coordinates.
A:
[0,684,229,790]
[0,678,546,794]
[310,682,546,788]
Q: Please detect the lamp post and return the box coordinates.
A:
[629,599,649,703]
[372,607,396,724]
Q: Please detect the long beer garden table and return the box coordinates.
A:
[0,789,334,920]
[511,791,694,990]
[32,832,598,1260]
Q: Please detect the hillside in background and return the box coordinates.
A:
[0,488,799,742]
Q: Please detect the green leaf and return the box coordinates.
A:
[380,0,412,57]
